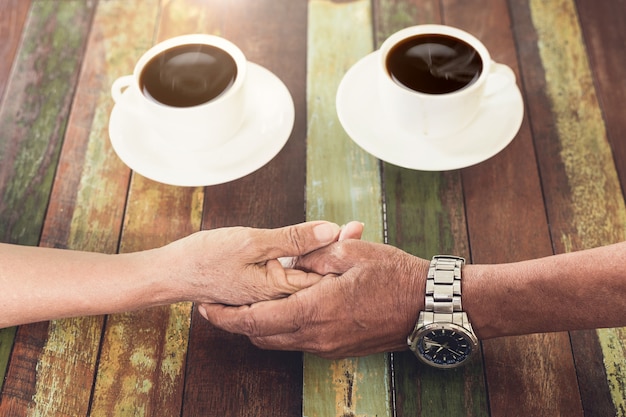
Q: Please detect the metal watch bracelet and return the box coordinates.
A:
[421,255,470,328]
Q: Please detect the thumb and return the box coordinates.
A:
[261,221,341,260]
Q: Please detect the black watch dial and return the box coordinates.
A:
[416,325,476,368]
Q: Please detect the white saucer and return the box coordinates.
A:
[109,62,294,186]
[336,51,524,171]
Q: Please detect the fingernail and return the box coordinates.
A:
[198,305,208,320]
[314,222,340,242]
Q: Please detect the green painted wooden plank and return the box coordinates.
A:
[0,0,31,100]
[0,327,17,390]
[529,0,626,414]
[371,2,490,415]
[0,0,94,396]
[385,169,489,417]
[14,0,155,414]
[87,1,204,415]
[304,1,390,416]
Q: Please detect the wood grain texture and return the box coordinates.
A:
[0,0,95,407]
[574,2,626,412]
[576,0,626,198]
[372,1,488,416]
[0,1,94,245]
[0,0,31,100]
[304,1,391,416]
[80,1,203,416]
[509,1,609,414]
[0,0,624,415]
[182,0,309,416]
[524,0,626,415]
[16,0,174,412]
[448,1,584,415]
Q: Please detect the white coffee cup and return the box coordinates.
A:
[111,34,247,151]
[378,24,516,139]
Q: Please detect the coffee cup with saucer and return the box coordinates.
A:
[108,34,294,186]
[336,25,524,170]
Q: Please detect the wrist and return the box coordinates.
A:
[461,263,501,340]
[121,248,188,307]
[399,254,430,341]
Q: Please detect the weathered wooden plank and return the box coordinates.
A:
[89,181,201,417]
[0,0,94,250]
[0,0,95,405]
[573,2,626,411]
[83,1,203,416]
[304,1,391,416]
[444,0,585,415]
[1,0,164,414]
[514,0,626,415]
[576,0,626,198]
[371,1,489,416]
[510,2,607,415]
[0,0,31,100]
[182,0,309,415]
[387,172,488,417]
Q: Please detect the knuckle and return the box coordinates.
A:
[238,312,261,337]
[286,226,306,255]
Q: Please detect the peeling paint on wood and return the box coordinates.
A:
[0,0,96,403]
[529,0,626,414]
[305,0,390,416]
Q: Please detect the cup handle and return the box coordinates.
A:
[484,62,516,97]
[111,75,133,104]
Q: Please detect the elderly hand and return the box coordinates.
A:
[200,239,429,359]
[157,221,357,306]
[1,221,355,328]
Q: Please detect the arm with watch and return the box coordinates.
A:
[200,238,626,368]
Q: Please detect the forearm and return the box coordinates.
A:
[463,241,626,339]
[0,243,180,328]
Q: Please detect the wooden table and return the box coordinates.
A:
[1,0,625,416]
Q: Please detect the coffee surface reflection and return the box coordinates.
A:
[140,43,237,107]
[386,34,482,94]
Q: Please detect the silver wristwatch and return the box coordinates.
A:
[407,255,478,369]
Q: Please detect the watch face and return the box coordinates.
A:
[414,323,478,369]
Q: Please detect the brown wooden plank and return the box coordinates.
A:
[85,1,203,416]
[0,0,29,389]
[450,0,585,415]
[0,0,31,100]
[371,1,490,416]
[576,0,626,197]
[1,0,157,414]
[182,0,308,415]
[0,0,96,407]
[504,2,620,416]
[571,7,626,411]
[511,2,625,416]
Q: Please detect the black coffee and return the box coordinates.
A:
[386,34,482,94]
[140,43,237,107]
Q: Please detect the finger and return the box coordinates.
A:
[339,221,364,241]
[283,267,323,290]
[264,259,322,294]
[295,241,359,275]
[250,335,345,359]
[201,297,301,337]
[262,221,341,259]
[297,239,390,275]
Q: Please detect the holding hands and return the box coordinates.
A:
[7,217,624,360]
[201,236,430,358]
[0,221,351,328]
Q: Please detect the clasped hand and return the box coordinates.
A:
[200,223,429,359]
